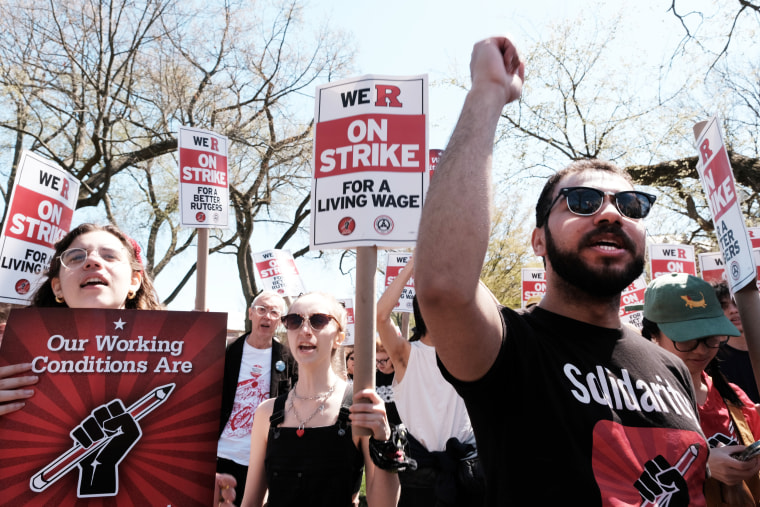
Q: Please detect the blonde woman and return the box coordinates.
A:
[241,292,400,507]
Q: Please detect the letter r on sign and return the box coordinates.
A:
[699,139,713,164]
[211,137,219,151]
[375,85,402,107]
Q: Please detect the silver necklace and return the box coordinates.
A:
[288,383,336,437]
[292,383,336,401]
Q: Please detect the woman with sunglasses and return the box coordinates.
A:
[643,273,760,505]
[241,291,400,507]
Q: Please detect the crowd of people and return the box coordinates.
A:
[1,35,760,507]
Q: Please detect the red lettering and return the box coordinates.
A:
[375,85,402,107]
[699,139,713,164]
[211,138,219,151]
[60,178,70,200]
[678,249,686,259]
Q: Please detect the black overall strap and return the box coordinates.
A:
[336,384,353,435]
[269,393,287,427]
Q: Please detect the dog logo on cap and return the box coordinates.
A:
[681,292,707,309]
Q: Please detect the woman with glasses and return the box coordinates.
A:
[643,273,760,505]
[241,291,400,507]
[1,223,162,418]
[0,223,237,505]
[30,223,161,310]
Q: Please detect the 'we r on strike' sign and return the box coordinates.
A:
[178,126,229,229]
[694,117,754,292]
[310,75,429,250]
[0,151,80,304]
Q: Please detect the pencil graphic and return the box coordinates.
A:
[30,383,175,493]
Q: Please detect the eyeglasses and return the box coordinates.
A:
[376,358,390,367]
[252,305,282,319]
[672,336,729,352]
[59,246,128,270]
[546,187,656,222]
[281,313,342,331]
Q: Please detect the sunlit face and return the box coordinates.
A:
[345,350,355,376]
[51,231,141,309]
[376,350,394,374]
[285,293,344,368]
[535,171,646,297]
[248,293,286,342]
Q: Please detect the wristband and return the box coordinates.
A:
[368,424,418,472]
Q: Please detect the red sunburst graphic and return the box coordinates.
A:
[0,308,226,506]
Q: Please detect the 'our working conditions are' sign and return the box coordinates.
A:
[310,75,428,249]
[178,126,229,229]
[0,151,79,304]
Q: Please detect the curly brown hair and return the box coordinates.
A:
[30,223,162,310]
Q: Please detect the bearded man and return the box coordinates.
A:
[415,36,709,506]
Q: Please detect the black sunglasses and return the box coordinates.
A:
[281,312,342,331]
[546,186,656,221]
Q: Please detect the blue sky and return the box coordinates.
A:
[160,0,706,325]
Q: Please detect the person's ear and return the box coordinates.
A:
[532,227,546,257]
[51,278,62,299]
[129,271,142,296]
[334,331,346,349]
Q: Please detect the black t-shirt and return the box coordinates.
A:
[438,306,708,506]
[376,369,402,426]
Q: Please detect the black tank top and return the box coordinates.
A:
[265,386,363,507]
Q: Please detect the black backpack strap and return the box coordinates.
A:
[336,383,353,436]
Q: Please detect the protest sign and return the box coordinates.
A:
[648,243,696,280]
[253,249,306,297]
[619,275,647,329]
[384,252,414,313]
[694,118,755,292]
[338,298,355,346]
[749,227,760,249]
[178,126,229,229]
[0,151,79,304]
[521,267,546,308]
[310,74,428,249]
[0,308,226,506]
[698,252,726,283]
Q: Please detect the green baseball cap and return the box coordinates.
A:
[643,272,740,342]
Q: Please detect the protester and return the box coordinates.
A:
[344,345,355,381]
[2,222,228,503]
[377,254,481,507]
[713,280,760,403]
[240,291,400,507]
[414,36,709,505]
[375,338,401,427]
[644,273,760,505]
[217,291,297,502]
